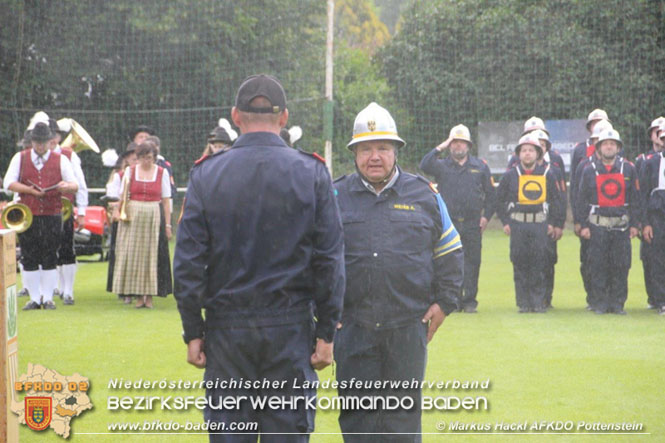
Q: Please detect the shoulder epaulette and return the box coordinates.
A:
[415,175,438,193]
[481,158,488,165]
[647,154,654,160]
[333,174,347,183]
[297,149,326,164]
[194,154,210,166]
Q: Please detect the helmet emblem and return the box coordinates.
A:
[367,120,376,132]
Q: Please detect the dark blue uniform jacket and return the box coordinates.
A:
[174,132,345,343]
[334,169,463,329]
[640,152,665,219]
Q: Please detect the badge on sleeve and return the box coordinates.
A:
[595,173,625,207]
[518,175,546,205]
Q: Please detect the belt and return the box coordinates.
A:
[510,211,546,223]
[588,214,629,230]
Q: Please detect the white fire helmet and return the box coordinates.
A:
[586,109,611,131]
[522,116,549,136]
[347,102,405,150]
[595,128,623,149]
[590,119,613,140]
[515,132,543,159]
[648,116,665,135]
[533,129,551,150]
[448,124,472,145]
[27,111,50,130]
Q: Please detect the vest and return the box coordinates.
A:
[128,165,164,202]
[19,149,63,216]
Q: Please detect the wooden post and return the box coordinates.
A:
[0,230,18,442]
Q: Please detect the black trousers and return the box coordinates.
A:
[19,215,62,271]
[57,215,76,265]
[587,225,631,312]
[509,221,547,310]
[579,238,593,305]
[335,320,427,443]
[203,319,316,443]
[453,218,482,309]
[640,239,655,306]
[646,216,665,308]
[543,236,557,306]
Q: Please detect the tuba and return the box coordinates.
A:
[61,197,73,222]
[1,202,33,233]
[59,119,101,153]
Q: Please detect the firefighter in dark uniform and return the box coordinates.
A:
[635,117,664,309]
[506,117,567,181]
[570,118,613,307]
[334,102,463,442]
[3,122,78,310]
[576,128,642,314]
[639,125,665,315]
[174,74,344,442]
[419,123,494,313]
[570,109,611,193]
[497,132,564,313]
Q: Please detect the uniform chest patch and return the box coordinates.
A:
[596,173,625,207]
[518,175,546,205]
[393,203,417,211]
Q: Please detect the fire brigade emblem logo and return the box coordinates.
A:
[600,178,622,200]
[596,173,625,207]
[367,120,376,132]
[25,397,52,431]
[518,175,547,205]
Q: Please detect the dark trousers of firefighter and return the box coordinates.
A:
[587,225,631,311]
[544,236,557,307]
[509,221,548,310]
[203,319,315,443]
[335,321,427,443]
[579,238,593,305]
[640,239,655,306]
[646,215,665,308]
[18,215,62,271]
[58,216,76,265]
[453,218,482,309]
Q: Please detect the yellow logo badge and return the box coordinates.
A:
[518,175,547,205]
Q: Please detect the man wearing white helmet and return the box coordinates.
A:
[635,117,664,310]
[570,109,611,186]
[570,118,613,307]
[419,123,495,313]
[496,133,565,313]
[639,124,665,315]
[334,102,463,439]
[576,129,642,314]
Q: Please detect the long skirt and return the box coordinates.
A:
[111,201,172,297]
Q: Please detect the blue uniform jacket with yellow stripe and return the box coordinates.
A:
[174,132,345,343]
[334,168,463,329]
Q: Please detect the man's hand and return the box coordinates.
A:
[422,303,446,343]
[186,338,206,369]
[30,186,45,198]
[629,227,639,239]
[503,224,511,236]
[435,137,453,152]
[57,181,77,195]
[574,223,581,237]
[76,214,86,228]
[479,217,488,233]
[643,225,653,244]
[310,339,333,370]
[547,224,554,238]
[553,227,563,241]
[580,227,591,240]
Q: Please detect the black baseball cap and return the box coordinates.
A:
[235,74,286,114]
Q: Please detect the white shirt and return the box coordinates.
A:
[118,166,171,199]
[106,171,122,199]
[361,168,400,196]
[54,146,89,215]
[4,149,77,195]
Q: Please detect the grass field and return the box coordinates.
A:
[16,228,665,442]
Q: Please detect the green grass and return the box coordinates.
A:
[16,229,665,442]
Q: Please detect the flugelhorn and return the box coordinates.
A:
[118,169,130,222]
[60,119,100,153]
[61,197,73,222]
[1,202,33,233]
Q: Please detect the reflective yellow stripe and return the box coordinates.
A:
[352,131,398,139]
[434,243,462,259]
[434,234,461,254]
[439,225,455,241]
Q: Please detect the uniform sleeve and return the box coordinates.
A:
[3,153,22,192]
[496,172,511,226]
[639,159,653,220]
[570,160,587,218]
[311,164,345,342]
[546,171,564,228]
[419,148,442,178]
[106,172,121,198]
[431,192,463,315]
[161,169,172,198]
[576,168,592,229]
[628,165,643,229]
[173,171,210,342]
[482,163,496,221]
[70,151,88,215]
[60,155,77,184]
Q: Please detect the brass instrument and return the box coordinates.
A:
[59,119,100,153]
[61,197,73,221]
[1,202,33,233]
[118,169,131,222]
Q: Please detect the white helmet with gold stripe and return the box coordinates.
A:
[448,124,472,145]
[522,116,548,136]
[347,102,405,150]
[595,128,623,149]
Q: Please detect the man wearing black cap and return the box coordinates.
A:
[3,122,78,310]
[174,74,344,441]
